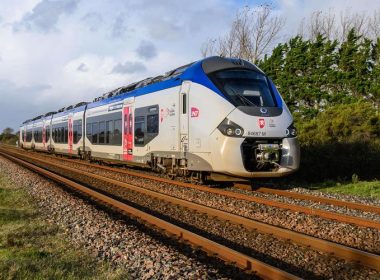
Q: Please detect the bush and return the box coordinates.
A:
[292,101,380,181]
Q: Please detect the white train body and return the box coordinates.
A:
[20,57,300,180]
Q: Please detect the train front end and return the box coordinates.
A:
[203,57,300,178]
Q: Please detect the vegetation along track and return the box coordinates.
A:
[5,145,380,232]
[0,147,380,279]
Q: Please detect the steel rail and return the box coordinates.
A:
[0,151,300,280]
[252,186,380,214]
[1,148,380,271]
[6,145,380,214]
[6,146,380,231]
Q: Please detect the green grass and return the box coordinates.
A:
[0,175,129,280]
[301,180,380,199]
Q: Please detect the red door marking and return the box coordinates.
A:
[123,107,133,161]
[68,117,73,153]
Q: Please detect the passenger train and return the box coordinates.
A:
[19,56,300,182]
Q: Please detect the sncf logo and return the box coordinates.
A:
[258,118,265,129]
[191,107,199,118]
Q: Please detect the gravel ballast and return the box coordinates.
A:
[0,156,254,280]
[25,151,380,254]
[3,152,380,279]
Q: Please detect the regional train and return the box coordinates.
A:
[19,56,300,182]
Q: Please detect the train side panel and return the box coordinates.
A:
[85,102,123,160]
[187,82,235,171]
[131,86,180,164]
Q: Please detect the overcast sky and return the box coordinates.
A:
[1,0,380,132]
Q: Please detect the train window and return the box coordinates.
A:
[37,128,42,142]
[114,119,122,145]
[99,121,105,144]
[58,127,62,143]
[147,114,158,133]
[64,126,68,143]
[46,127,50,141]
[86,112,122,146]
[106,121,113,144]
[78,123,82,141]
[92,123,99,144]
[134,105,159,146]
[182,94,187,114]
[134,116,145,145]
[208,69,277,107]
[86,123,92,140]
[73,125,78,144]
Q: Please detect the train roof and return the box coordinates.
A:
[92,62,195,103]
[86,56,264,109]
[201,56,263,74]
[21,57,262,123]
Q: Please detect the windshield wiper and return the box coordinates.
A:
[225,85,257,107]
[235,92,257,107]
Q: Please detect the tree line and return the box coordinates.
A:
[202,6,380,181]
[0,128,18,145]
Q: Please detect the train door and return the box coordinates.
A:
[179,81,191,157]
[68,115,73,153]
[123,105,133,161]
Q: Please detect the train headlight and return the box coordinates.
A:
[285,123,297,138]
[226,128,234,136]
[218,118,245,138]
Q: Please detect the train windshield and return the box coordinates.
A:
[209,69,277,107]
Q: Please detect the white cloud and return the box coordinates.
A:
[136,40,157,60]
[13,0,80,33]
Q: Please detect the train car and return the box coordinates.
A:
[20,56,300,181]
[43,111,56,152]
[20,119,34,149]
[84,98,123,161]
[71,102,87,157]
[49,103,87,156]
[32,115,46,151]
[50,107,70,154]
[82,56,299,180]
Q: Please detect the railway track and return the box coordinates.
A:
[234,183,380,214]
[0,150,297,280]
[5,145,380,232]
[1,146,380,279]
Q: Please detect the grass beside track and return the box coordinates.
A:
[0,174,129,280]
[303,180,380,199]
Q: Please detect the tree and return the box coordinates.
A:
[298,8,379,41]
[2,127,14,136]
[201,5,285,63]
[369,9,380,39]
[0,127,18,144]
